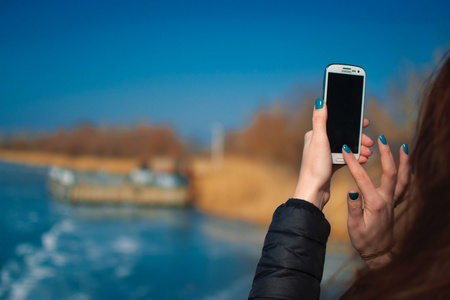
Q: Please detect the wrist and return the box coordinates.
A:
[364,251,393,269]
[361,242,396,269]
[293,184,324,210]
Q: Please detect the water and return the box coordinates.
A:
[0,161,266,299]
[0,161,360,300]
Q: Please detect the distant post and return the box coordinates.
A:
[211,122,224,167]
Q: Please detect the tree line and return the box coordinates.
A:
[0,123,186,160]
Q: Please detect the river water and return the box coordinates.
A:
[0,161,359,300]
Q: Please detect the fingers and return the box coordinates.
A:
[363,118,370,128]
[360,145,372,158]
[358,134,374,164]
[347,190,364,228]
[378,135,397,201]
[394,144,411,206]
[334,133,373,168]
[361,134,374,148]
[342,145,378,197]
[358,156,368,164]
[312,98,328,135]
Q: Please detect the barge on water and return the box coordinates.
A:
[48,166,191,206]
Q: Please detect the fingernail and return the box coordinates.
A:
[379,135,387,145]
[403,143,409,154]
[315,98,323,109]
[343,144,351,153]
[349,192,359,200]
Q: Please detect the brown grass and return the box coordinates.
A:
[192,154,358,240]
[192,155,297,225]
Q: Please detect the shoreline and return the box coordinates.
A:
[0,150,139,173]
[0,150,352,240]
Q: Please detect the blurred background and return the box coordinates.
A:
[1,0,449,299]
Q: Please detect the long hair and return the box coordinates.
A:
[341,53,450,299]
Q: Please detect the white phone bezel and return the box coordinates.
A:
[323,64,366,164]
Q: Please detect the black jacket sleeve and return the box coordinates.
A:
[248,199,331,300]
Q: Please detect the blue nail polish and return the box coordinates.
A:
[315,98,323,109]
[403,143,409,154]
[411,166,415,174]
[349,192,359,200]
[343,144,351,153]
[379,135,387,145]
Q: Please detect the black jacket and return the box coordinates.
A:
[249,199,331,300]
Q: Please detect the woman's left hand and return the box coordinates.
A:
[344,138,411,269]
[293,98,373,210]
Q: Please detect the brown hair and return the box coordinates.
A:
[341,52,450,299]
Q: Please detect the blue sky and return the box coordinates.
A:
[1,0,449,142]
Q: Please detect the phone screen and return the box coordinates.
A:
[326,72,364,153]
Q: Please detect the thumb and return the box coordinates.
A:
[347,190,364,229]
[312,98,328,134]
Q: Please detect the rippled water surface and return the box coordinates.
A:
[0,161,268,300]
[0,161,359,300]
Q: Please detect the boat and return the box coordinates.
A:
[48,166,191,206]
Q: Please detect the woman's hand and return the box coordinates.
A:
[343,135,411,269]
[293,98,373,210]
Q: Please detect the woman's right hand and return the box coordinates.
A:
[293,98,373,211]
[342,135,411,269]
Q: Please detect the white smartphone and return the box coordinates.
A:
[323,64,366,164]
